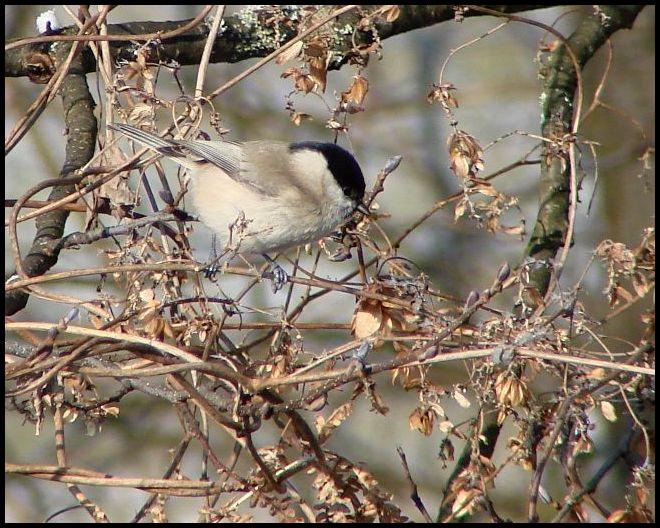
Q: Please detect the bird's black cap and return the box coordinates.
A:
[290,141,365,203]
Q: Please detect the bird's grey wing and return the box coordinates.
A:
[177,139,289,197]
[174,139,243,180]
[111,123,280,196]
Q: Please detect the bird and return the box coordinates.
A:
[109,123,368,288]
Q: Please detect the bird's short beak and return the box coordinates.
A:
[355,202,371,216]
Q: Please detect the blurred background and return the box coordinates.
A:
[5,5,655,522]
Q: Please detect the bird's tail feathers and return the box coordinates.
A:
[109,123,197,169]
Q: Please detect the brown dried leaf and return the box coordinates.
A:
[381,5,401,22]
[341,75,369,105]
[280,67,299,79]
[316,402,354,443]
[304,392,328,412]
[281,67,317,93]
[439,438,455,464]
[524,286,545,309]
[305,37,330,92]
[368,387,390,415]
[100,145,134,206]
[290,111,312,126]
[596,240,635,272]
[428,82,459,109]
[495,372,529,407]
[296,74,317,93]
[454,198,468,222]
[351,300,383,339]
[143,316,164,339]
[485,215,500,233]
[449,148,471,179]
[472,181,499,197]
[447,130,484,180]
[89,314,107,329]
[409,407,434,436]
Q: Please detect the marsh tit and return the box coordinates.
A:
[109,123,368,257]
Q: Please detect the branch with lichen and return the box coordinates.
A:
[437,5,646,521]
[6,5,557,79]
[523,5,644,306]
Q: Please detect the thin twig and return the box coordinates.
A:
[397,446,433,522]
[5,6,214,51]
[194,5,226,99]
[208,5,359,99]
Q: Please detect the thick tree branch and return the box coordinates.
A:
[6,5,555,78]
[437,5,645,521]
[523,5,644,301]
[5,44,97,315]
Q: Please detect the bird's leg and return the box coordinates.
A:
[203,234,222,281]
[261,254,288,293]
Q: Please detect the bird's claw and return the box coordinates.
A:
[203,261,220,282]
[267,262,288,293]
[203,234,222,281]
[260,254,288,293]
